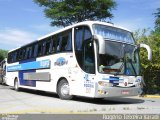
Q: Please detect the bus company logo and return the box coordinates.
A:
[54,57,68,66]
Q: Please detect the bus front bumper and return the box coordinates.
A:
[95,86,142,98]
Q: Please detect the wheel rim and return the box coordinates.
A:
[61,83,69,96]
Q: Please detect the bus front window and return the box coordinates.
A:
[98,41,140,76]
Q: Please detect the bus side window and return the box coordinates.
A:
[10,52,16,62]
[31,44,35,58]
[18,49,22,60]
[9,53,12,63]
[28,47,33,58]
[25,46,32,59]
[14,51,18,62]
[65,31,72,51]
[60,30,72,52]
[45,39,51,55]
[42,42,46,56]
[33,44,38,57]
[60,36,68,52]
[22,49,26,60]
[37,42,43,56]
[7,53,11,63]
[57,35,61,52]
[57,30,72,52]
[50,36,57,53]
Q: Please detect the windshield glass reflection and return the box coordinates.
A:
[98,41,140,76]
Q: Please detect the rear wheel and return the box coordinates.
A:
[57,79,73,100]
[14,79,19,91]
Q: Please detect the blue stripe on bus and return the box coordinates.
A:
[7,59,50,72]
[102,78,124,81]
[103,76,124,86]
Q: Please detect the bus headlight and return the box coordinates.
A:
[98,81,112,87]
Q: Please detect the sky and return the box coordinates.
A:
[0,0,159,50]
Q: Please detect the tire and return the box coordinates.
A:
[57,79,73,100]
[94,98,104,101]
[14,79,19,91]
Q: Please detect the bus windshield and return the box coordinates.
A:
[98,41,140,76]
[93,24,135,44]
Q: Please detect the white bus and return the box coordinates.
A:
[0,58,7,84]
[6,21,152,100]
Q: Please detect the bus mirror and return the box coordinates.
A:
[92,35,105,54]
[139,44,152,61]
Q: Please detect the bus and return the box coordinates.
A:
[0,58,7,85]
[6,21,152,100]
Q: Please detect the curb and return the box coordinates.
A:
[143,95,160,98]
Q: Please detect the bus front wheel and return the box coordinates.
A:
[57,79,73,100]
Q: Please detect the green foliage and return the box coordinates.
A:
[134,28,160,67]
[34,0,116,27]
[143,65,160,94]
[154,8,160,32]
[0,49,8,62]
[134,12,160,94]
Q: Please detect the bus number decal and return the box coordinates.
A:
[40,60,50,68]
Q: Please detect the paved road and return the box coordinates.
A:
[0,84,160,114]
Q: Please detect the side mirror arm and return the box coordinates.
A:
[92,35,105,54]
[139,44,152,61]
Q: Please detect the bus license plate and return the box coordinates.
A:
[121,90,129,95]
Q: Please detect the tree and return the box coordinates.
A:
[0,49,8,62]
[34,0,116,27]
[154,8,160,32]
[133,8,160,94]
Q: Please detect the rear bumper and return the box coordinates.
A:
[95,86,142,98]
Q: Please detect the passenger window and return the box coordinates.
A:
[18,49,23,60]
[25,46,32,59]
[57,35,61,52]
[37,42,43,56]
[7,53,11,63]
[33,44,38,57]
[60,36,68,51]
[58,30,72,52]
[12,52,17,62]
[64,31,72,51]
[51,36,57,53]
[45,40,51,55]
[22,49,26,60]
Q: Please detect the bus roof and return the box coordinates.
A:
[8,21,131,53]
[37,20,131,40]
